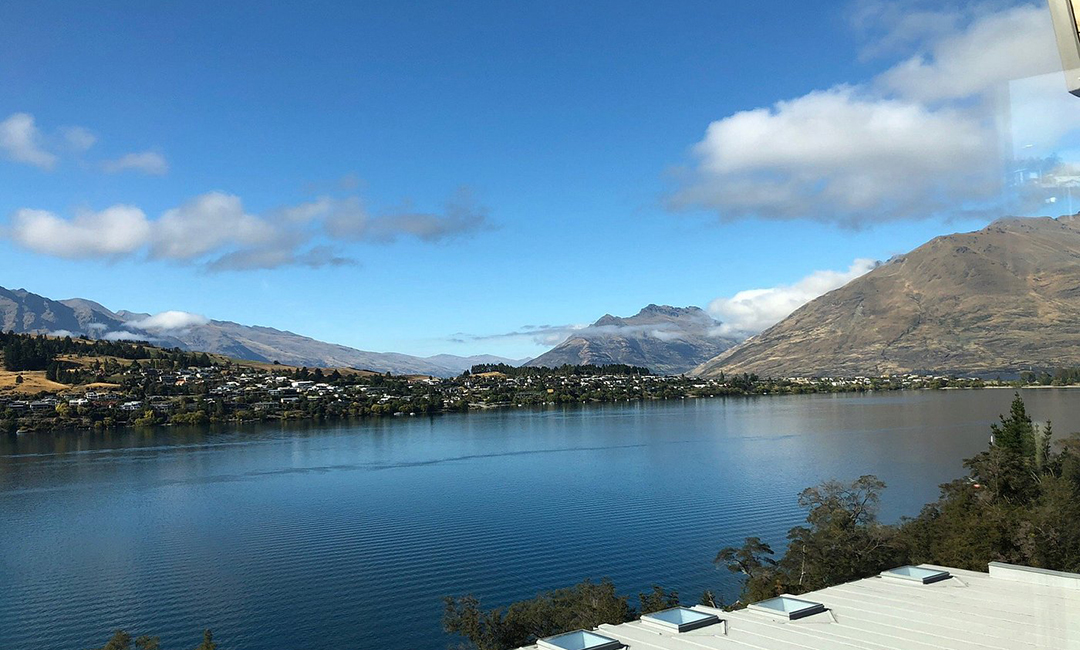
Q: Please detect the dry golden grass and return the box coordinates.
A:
[0,346,375,397]
[57,354,152,367]
[70,382,122,391]
[0,370,69,394]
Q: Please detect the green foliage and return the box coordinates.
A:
[193,629,216,650]
[169,411,210,426]
[991,394,1034,455]
[716,477,897,603]
[2,334,54,370]
[717,394,1080,608]
[135,637,160,650]
[442,579,642,650]
[0,331,216,378]
[637,585,679,614]
[86,630,161,650]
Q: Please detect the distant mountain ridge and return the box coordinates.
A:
[0,286,518,377]
[526,304,738,375]
[694,216,1080,378]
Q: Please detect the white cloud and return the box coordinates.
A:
[206,244,356,271]
[102,150,169,176]
[877,5,1060,102]
[673,87,996,223]
[671,4,1067,224]
[61,126,97,152]
[5,188,486,270]
[708,259,878,337]
[151,192,279,260]
[0,112,169,173]
[0,113,57,169]
[459,324,590,347]
[322,188,491,242]
[850,1,966,60]
[103,331,151,342]
[459,318,735,348]
[10,205,151,258]
[127,311,209,331]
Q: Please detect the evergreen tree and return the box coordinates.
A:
[991,393,1035,455]
[193,629,216,650]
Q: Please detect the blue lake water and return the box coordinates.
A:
[2,389,1079,650]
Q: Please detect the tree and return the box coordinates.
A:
[637,585,679,614]
[193,629,216,650]
[135,636,160,650]
[714,536,777,602]
[709,394,1080,611]
[991,393,1035,456]
[89,630,131,650]
[782,475,896,591]
[87,631,159,650]
[716,476,897,604]
[444,579,633,650]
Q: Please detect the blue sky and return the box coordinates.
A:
[0,1,1074,358]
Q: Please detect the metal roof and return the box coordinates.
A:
[516,563,1080,650]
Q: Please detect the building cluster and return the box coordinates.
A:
[0,360,1017,433]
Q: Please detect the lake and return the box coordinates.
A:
[2,389,1079,650]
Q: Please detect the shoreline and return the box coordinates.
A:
[8,382,1075,438]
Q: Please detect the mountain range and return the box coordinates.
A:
[526,304,738,375]
[13,215,1077,380]
[695,216,1080,378]
[0,286,523,377]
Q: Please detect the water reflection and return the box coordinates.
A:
[1,389,1077,650]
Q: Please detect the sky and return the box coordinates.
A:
[1,0,1078,359]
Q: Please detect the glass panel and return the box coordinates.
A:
[750,596,827,619]
[642,607,720,632]
[538,630,622,650]
[882,565,951,584]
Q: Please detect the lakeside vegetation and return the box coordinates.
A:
[4,332,1072,436]
[87,629,215,650]
[442,394,1080,650]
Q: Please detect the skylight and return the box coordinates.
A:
[881,565,952,584]
[641,607,720,632]
[537,630,622,650]
[748,595,826,620]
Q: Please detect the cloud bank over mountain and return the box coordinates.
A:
[708,259,878,337]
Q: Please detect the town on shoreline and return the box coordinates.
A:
[1,332,1075,435]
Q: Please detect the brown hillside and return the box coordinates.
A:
[695,216,1080,378]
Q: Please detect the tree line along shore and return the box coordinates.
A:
[4,332,1080,435]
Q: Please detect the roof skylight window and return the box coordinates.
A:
[748,595,826,620]
[537,630,622,650]
[641,607,720,632]
[881,565,951,584]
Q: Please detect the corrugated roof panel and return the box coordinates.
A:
[512,564,1080,650]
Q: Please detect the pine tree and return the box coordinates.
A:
[193,629,215,650]
[991,393,1034,456]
